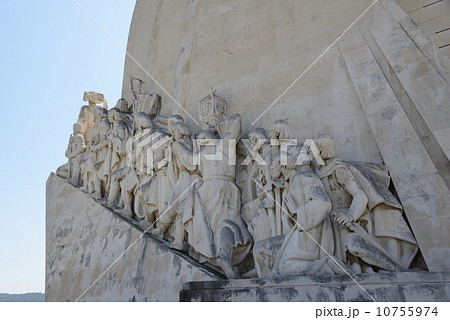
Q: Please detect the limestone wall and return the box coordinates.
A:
[122,0,384,163]
[45,173,222,302]
[396,0,450,58]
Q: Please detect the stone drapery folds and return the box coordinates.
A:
[56,89,420,279]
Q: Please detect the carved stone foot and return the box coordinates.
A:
[216,257,240,279]
[150,227,164,238]
[139,220,152,230]
[170,240,184,251]
[92,193,102,200]
[116,207,134,219]
[241,268,258,279]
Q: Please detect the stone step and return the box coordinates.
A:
[180,271,450,302]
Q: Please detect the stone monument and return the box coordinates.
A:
[47,0,450,301]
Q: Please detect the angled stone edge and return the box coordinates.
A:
[338,30,450,272]
[180,271,450,302]
[46,173,223,302]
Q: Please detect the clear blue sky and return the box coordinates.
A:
[0,0,135,294]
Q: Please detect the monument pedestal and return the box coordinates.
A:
[180,272,450,302]
[46,173,223,302]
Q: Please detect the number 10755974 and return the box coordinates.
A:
[376,306,438,317]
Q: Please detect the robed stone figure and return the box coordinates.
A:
[186,114,253,278]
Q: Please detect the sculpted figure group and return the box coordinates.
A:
[58,89,419,279]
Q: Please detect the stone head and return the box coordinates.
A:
[269,119,290,140]
[95,107,108,122]
[135,112,152,131]
[169,122,190,141]
[167,114,184,127]
[115,98,130,114]
[314,133,336,161]
[248,127,268,146]
[108,107,123,124]
[73,122,83,135]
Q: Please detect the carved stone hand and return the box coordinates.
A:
[333,211,353,227]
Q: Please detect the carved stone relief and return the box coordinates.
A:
[56,88,421,279]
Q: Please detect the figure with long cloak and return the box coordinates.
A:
[239,128,274,242]
[105,108,132,208]
[314,134,418,272]
[274,155,338,275]
[268,119,293,235]
[142,129,175,223]
[80,107,110,196]
[78,91,107,145]
[253,152,346,278]
[151,122,201,250]
[65,122,86,186]
[186,114,252,278]
[90,108,111,199]
[131,112,155,225]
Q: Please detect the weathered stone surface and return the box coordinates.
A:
[339,6,450,271]
[121,0,450,273]
[47,0,450,301]
[181,271,450,302]
[395,0,450,59]
[46,173,222,302]
[122,0,384,164]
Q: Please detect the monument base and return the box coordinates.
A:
[46,173,224,302]
[180,271,450,302]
